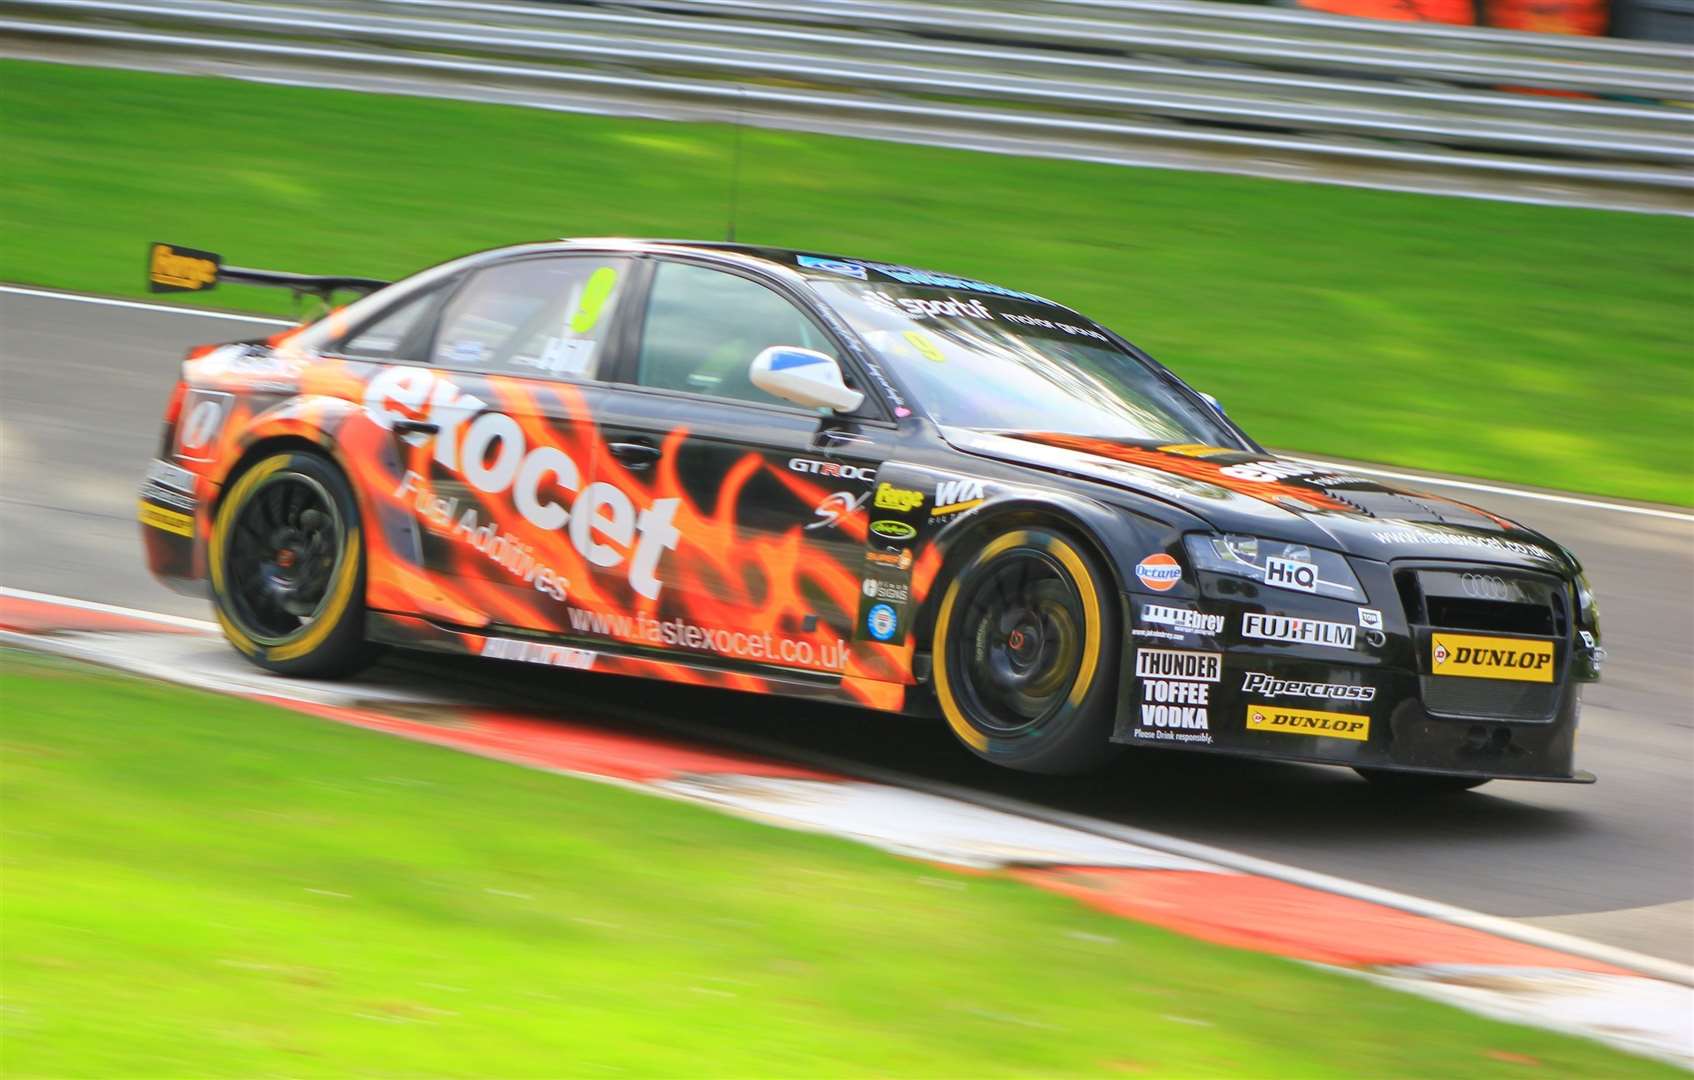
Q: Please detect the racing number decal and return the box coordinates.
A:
[175,390,232,462]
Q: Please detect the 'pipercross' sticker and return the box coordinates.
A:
[1430,633,1554,683]
[1240,672,1375,703]
[1245,704,1369,742]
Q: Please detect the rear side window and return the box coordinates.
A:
[339,288,444,361]
[431,257,628,381]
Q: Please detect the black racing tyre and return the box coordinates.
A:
[931,527,1122,775]
[209,449,379,678]
[1354,768,1491,795]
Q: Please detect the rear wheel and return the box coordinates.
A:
[1354,768,1490,795]
[931,527,1121,775]
[210,449,377,678]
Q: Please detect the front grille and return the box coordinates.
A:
[1420,673,1560,721]
[1425,594,1554,636]
[1399,566,1567,722]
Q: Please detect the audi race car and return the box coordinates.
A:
[139,239,1602,790]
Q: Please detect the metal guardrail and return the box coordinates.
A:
[3,0,1691,209]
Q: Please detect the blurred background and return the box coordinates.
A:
[2,0,1691,502]
[1,1,1690,1076]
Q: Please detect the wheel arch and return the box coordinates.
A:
[215,434,337,509]
[213,395,365,509]
[913,497,1131,681]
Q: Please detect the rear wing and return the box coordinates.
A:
[146,242,390,307]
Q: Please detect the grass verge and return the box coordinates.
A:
[2,61,1691,504]
[0,648,1676,1077]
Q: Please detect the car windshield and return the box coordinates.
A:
[814,280,1239,445]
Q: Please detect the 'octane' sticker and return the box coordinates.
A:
[1135,553,1182,592]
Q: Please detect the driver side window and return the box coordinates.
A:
[636,261,838,408]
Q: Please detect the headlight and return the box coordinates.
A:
[1575,571,1599,627]
[1183,533,1366,602]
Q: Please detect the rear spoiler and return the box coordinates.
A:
[146,242,390,306]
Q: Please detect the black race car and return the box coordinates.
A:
[138,239,1602,790]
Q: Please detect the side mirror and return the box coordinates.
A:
[1200,392,1226,416]
[750,347,865,413]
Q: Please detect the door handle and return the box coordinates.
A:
[608,440,662,470]
[816,428,871,447]
[392,419,439,436]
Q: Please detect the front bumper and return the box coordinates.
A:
[139,458,212,597]
[1111,558,1601,782]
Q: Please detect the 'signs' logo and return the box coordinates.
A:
[148,243,219,292]
[1246,704,1369,742]
[1430,633,1554,683]
[873,482,924,512]
[1135,553,1182,592]
[869,519,916,541]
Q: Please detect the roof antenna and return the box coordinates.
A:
[725,86,746,242]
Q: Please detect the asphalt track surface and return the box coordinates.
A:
[3,288,1691,965]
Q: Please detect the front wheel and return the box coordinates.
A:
[210,449,378,678]
[931,527,1122,775]
[1354,768,1490,795]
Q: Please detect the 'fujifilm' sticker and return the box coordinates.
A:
[1241,613,1355,650]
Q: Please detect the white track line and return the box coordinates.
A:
[1285,456,1694,523]
[654,712,1694,989]
[0,284,295,326]
[0,585,217,631]
[6,283,1688,523]
[4,584,1690,988]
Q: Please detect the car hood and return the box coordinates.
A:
[940,428,1574,574]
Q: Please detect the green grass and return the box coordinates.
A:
[0,650,1675,1077]
[1,59,1690,504]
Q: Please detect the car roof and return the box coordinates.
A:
[556,238,1058,306]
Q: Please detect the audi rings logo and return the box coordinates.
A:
[1460,573,1521,602]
